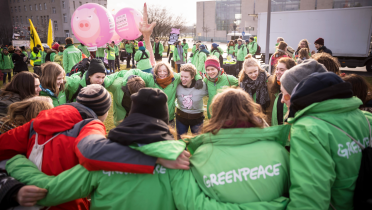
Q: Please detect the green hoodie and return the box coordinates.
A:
[191,50,199,67]
[63,45,83,74]
[271,93,288,126]
[134,49,152,70]
[114,45,119,56]
[125,43,134,54]
[187,125,290,208]
[181,42,189,54]
[228,46,235,55]
[78,44,90,57]
[197,51,207,74]
[192,45,197,55]
[203,73,239,118]
[173,46,186,63]
[39,89,67,107]
[0,52,14,70]
[248,41,258,55]
[106,46,115,61]
[41,50,47,64]
[211,49,220,59]
[286,97,372,210]
[235,44,248,61]
[96,48,105,58]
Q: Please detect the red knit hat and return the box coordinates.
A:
[314,38,324,46]
[205,58,220,70]
[52,43,60,50]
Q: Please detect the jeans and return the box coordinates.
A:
[176,119,203,139]
[108,60,115,73]
[2,72,11,83]
[115,55,120,70]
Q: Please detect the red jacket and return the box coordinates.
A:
[0,103,157,210]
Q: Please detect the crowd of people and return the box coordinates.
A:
[0,4,371,210]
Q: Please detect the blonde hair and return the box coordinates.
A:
[153,61,174,78]
[202,88,265,135]
[180,63,197,78]
[40,62,65,96]
[296,39,310,53]
[238,54,264,83]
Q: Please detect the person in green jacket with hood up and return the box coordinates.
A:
[235,39,248,72]
[197,44,209,75]
[134,41,152,73]
[181,39,189,59]
[0,47,14,84]
[279,61,371,210]
[204,56,238,119]
[248,36,258,56]
[63,38,83,76]
[78,43,90,58]
[6,87,287,210]
[173,41,186,72]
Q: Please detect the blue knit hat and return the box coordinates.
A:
[199,45,206,49]
[246,39,249,43]
[212,43,219,48]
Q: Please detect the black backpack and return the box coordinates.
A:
[310,116,372,210]
[255,43,261,55]
[211,49,223,65]
[70,58,90,75]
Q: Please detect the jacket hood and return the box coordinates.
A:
[187,124,290,154]
[108,113,174,146]
[33,102,97,135]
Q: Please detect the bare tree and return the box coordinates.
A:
[202,26,211,38]
[145,5,187,45]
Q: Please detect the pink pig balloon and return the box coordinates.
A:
[114,8,143,40]
[110,30,121,45]
[72,3,115,47]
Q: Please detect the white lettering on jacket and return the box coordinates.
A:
[102,165,167,176]
[337,137,370,159]
[203,163,282,188]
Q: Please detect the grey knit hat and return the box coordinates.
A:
[77,84,111,116]
[280,59,327,95]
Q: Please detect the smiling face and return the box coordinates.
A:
[275,62,288,81]
[245,66,259,80]
[300,41,307,49]
[56,72,64,89]
[315,43,321,50]
[89,72,105,85]
[280,85,291,108]
[34,78,41,95]
[157,65,169,79]
[181,71,194,87]
[206,66,219,78]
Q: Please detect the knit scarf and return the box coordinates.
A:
[40,84,56,98]
[240,71,270,110]
[156,72,174,89]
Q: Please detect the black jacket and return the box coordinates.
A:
[317,46,333,56]
[12,53,28,73]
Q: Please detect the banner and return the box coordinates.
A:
[12,40,30,48]
[168,28,180,45]
[87,46,98,51]
[47,19,53,48]
[29,19,43,66]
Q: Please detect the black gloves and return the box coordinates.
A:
[194,79,203,89]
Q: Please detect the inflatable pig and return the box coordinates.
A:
[114,8,143,40]
[72,3,115,47]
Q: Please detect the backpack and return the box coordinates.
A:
[255,43,261,55]
[310,116,372,210]
[69,58,90,75]
[120,50,128,61]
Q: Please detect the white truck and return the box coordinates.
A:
[257,6,372,71]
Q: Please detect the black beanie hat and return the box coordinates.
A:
[129,88,169,124]
[87,58,106,77]
[77,84,111,116]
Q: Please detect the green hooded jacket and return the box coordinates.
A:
[173,46,186,63]
[218,46,224,55]
[106,46,115,61]
[50,52,57,62]
[191,50,199,67]
[63,45,83,74]
[204,73,239,118]
[134,49,152,70]
[235,44,248,61]
[286,97,372,210]
[114,45,119,56]
[248,42,258,55]
[192,45,197,55]
[228,46,235,55]
[0,52,14,70]
[96,48,105,58]
[181,42,189,54]
[197,52,207,74]
[187,125,291,209]
[153,42,164,56]
[211,49,220,59]
[39,89,67,107]
[271,93,288,126]
[41,50,47,64]
[125,44,134,54]
[78,44,90,57]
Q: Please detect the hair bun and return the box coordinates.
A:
[245,54,253,59]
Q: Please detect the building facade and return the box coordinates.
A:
[7,0,107,43]
[196,0,372,42]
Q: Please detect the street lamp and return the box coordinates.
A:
[233,19,237,40]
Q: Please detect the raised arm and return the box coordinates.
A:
[140,3,156,67]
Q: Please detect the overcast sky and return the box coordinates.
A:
[108,0,210,26]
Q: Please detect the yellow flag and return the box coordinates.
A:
[29,19,43,66]
[47,19,53,48]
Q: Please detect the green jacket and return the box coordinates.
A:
[173,46,186,63]
[67,71,127,102]
[39,89,67,107]
[153,42,164,56]
[134,49,152,70]
[286,97,372,210]
[211,49,220,59]
[124,69,201,122]
[63,45,82,74]
[235,45,248,61]
[204,74,239,118]
[22,51,28,57]
[96,48,105,58]
[191,51,199,67]
[114,45,119,56]
[228,46,235,55]
[181,43,189,54]
[54,52,64,69]
[125,44,133,54]
[271,93,288,126]
[192,45,197,55]
[50,52,57,62]
[30,51,42,66]
[248,41,258,55]
[217,46,224,55]
[78,44,90,57]
[106,46,116,61]
[0,53,14,70]
[41,51,47,64]
[188,125,290,208]
[6,151,280,210]
[197,51,207,74]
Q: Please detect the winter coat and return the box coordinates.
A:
[204,73,239,118]
[122,69,202,123]
[125,43,134,54]
[192,45,197,55]
[0,103,159,210]
[41,50,47,64]
[0,52,14,70]
[11,53,28,73]
[134,48,152,70]
[39,89,67,107]
[211,49,221,59]
[217,46,224,55]
[188,125,290,208]
[173,46,186,63]
[30,51,42,66]
[235,44,248,61]
[153,42,164,56]
[191,50,199,67]
[106,45,116,60]
[197,51,207,74]
[114,45,119,56]
[268,77,288,126]
[78,44,90,57]
[181,42,189,54]
[0,171,25,209]
[248,41,258,55]
[228,46,235,55]
[317,46,333,55]
[286,97,372,210]
[63,45,83,74]
[271,54,289,67]
[50,51,57,62]
[96,47,105,58]
[54,52,64,68]
[0,92,21,117]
